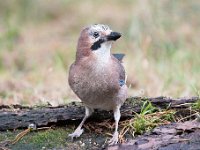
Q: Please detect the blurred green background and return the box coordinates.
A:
[0,0,200,105]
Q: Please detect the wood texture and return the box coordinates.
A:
[0,96,199,131]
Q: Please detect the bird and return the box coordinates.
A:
[68,24,128,145]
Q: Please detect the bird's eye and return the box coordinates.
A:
[93,32,99,38]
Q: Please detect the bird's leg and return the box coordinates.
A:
[68,106,93,139]
[108,105,121,145]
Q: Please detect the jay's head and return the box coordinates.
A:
[76,24,121,59]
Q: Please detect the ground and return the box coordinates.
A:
[0,97,199,149]
[1,121,200,150]
[0,125,121,150]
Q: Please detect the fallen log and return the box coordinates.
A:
[0,96,199,131]
[107,120,200,150]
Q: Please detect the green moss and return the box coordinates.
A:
[0,128,73,150]
[0,130,15,141]
[126,97,143,108]
[0,127,109,150]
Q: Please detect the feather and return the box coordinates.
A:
[119,79,125,87]
[112,53,125,62]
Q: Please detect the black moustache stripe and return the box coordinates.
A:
[91,39,105,51]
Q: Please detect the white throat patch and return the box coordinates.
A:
[93,42,111,64]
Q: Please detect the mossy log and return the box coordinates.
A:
[0,96,199,131]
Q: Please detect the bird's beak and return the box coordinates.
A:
[106,32,121,41]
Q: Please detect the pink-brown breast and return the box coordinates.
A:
[68,55,127,110]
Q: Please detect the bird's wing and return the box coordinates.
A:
[111,54,126,87]
[112,53,125,62]
[118,62,126,86]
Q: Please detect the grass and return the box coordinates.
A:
[1,26,20,51]
[118,100,176,140]
[191,85,200,110]
[133,100,158,134]
[192,99,200,110]
[140,100,157,115]
[133,110,175,134]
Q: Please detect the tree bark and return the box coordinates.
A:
[0,96,199,131]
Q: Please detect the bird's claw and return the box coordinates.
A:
[108,132,119,145]
[68,128,84,140]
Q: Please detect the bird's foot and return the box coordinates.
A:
[108,131,119,145]
[68,128,84,139]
